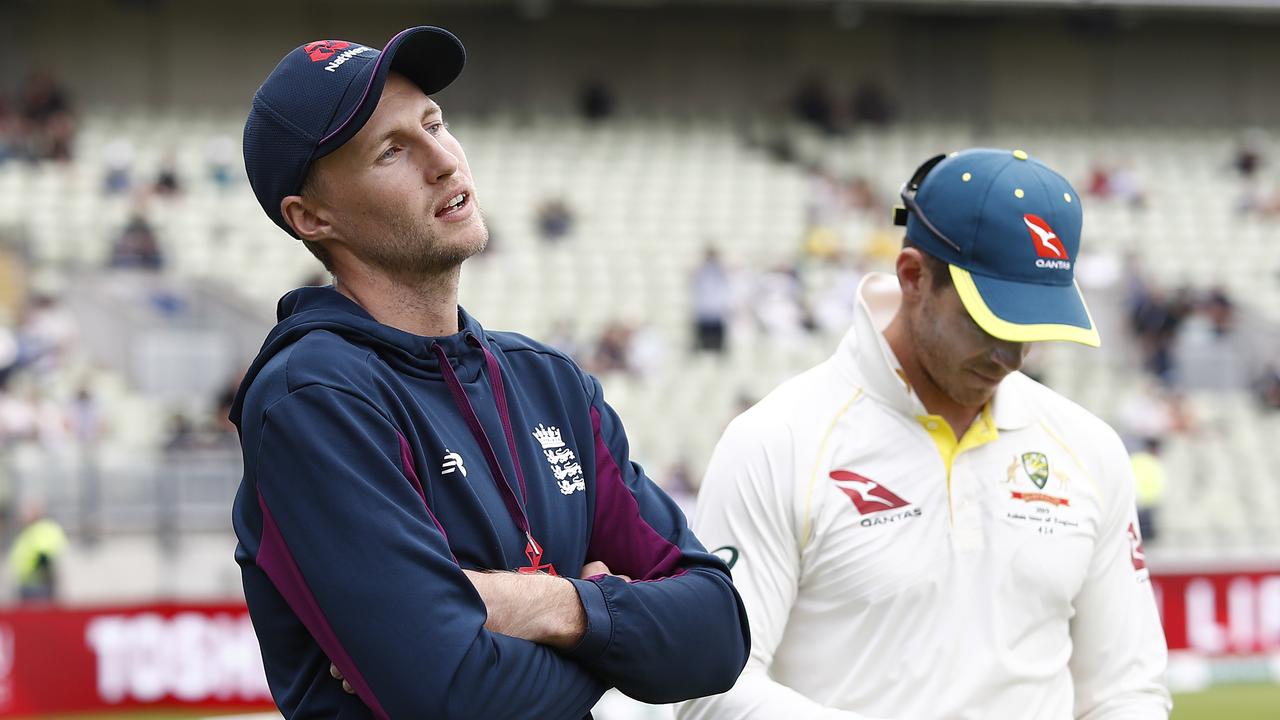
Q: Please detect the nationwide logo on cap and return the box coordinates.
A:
[302,40,373,73]
[1024,214,1071,270]
[304,40,351,62]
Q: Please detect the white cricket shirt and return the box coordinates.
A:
[678,274,1170,720]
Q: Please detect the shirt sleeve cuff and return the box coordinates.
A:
[564,576,613,661]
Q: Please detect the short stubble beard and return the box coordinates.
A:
[359,208,490,281]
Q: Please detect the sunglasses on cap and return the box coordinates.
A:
[891,153,962,253]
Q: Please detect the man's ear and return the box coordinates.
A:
[896,247,929,302]
[280,195,333,241]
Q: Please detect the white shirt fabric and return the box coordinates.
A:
[677,273,1170,720]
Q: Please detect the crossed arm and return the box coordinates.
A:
[251,381,746,715]
[333,562,630,693]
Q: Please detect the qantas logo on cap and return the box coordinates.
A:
[304,40,351,62]
[1024,214,1072,270]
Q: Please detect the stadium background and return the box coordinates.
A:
[1,0,1279,717]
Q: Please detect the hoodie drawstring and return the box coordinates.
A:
[431,338,553,573]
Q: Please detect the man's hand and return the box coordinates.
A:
[581,560,630,582]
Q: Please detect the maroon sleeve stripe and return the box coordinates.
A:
[255,489,389,720]
[587,406,683,581]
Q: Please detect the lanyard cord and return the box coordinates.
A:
[431,339,536,547]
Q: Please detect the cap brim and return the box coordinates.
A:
[950,265,1101,347]
[316,26,465,156]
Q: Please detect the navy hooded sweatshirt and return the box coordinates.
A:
[229,287,750,719]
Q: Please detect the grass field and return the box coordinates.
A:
[23,683,1280,719]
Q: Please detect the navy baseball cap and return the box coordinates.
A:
[893,148,1100,347]
[243,26,465,237]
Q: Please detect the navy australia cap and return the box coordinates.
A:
[243,26,465,238]
[893,148,1100,347]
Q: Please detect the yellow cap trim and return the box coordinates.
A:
[1013,149,1029,160]
[950,265,1101,347]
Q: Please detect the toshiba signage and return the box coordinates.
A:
[0,603,273,716]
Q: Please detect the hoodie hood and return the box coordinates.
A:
[229,286,487,428]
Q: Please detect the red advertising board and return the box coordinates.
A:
[0,603,274,717]
[1152,568,1280,655]
[0,566,1277,716]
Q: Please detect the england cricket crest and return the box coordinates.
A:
[1021,452,1050,490]
[532,424,586,495]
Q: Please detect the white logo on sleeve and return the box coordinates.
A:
[441,450,466,477]
[533,424,585,495]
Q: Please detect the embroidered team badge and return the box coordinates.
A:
[1006,452,1070,507]
[1021,452,1050,489]
[532,424,585,495]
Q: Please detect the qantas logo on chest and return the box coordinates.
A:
[829,470,920,527]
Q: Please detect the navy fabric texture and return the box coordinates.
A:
[229,287,749,719]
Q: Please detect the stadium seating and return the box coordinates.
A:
[3,109,1279,587]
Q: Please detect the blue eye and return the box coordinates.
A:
[379,146,399,162]
[427,121,448,135]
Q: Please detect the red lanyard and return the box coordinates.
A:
[432,339,556,575]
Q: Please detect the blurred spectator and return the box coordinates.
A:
[692,247,730,353]
[7,503,67,602]
[792,76,838,135]
[109,211,164,270]
[1130,437,1167,543]
[0,327,17,385]
[591,322,633,375]
[661,460,698,516]
[850,80,896,127]
[801,168,847,260]
[43,111,74,163]
[814,256,866,334]
[626,322,666,378]
[578,81,615,122]
[1255,365,1280,411]
[102,137,135,195]
[20,71,70,127]
[547,319,583,361]
[154,153,182,196]
[1202,286,1235,337]
[19,70,74,162]
[846,175,881,214]
[206,134,238,189]
[164,412,200,451]
[1086,163,1145,209]
[1129,281,1193,385]
[16,294,77,377]
[69,385,104,448]
[1233,128,1267,178]
[535,198,575,242]
[753,265,813,343]
[0,99,22,165]
[1109,165,1146,209]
